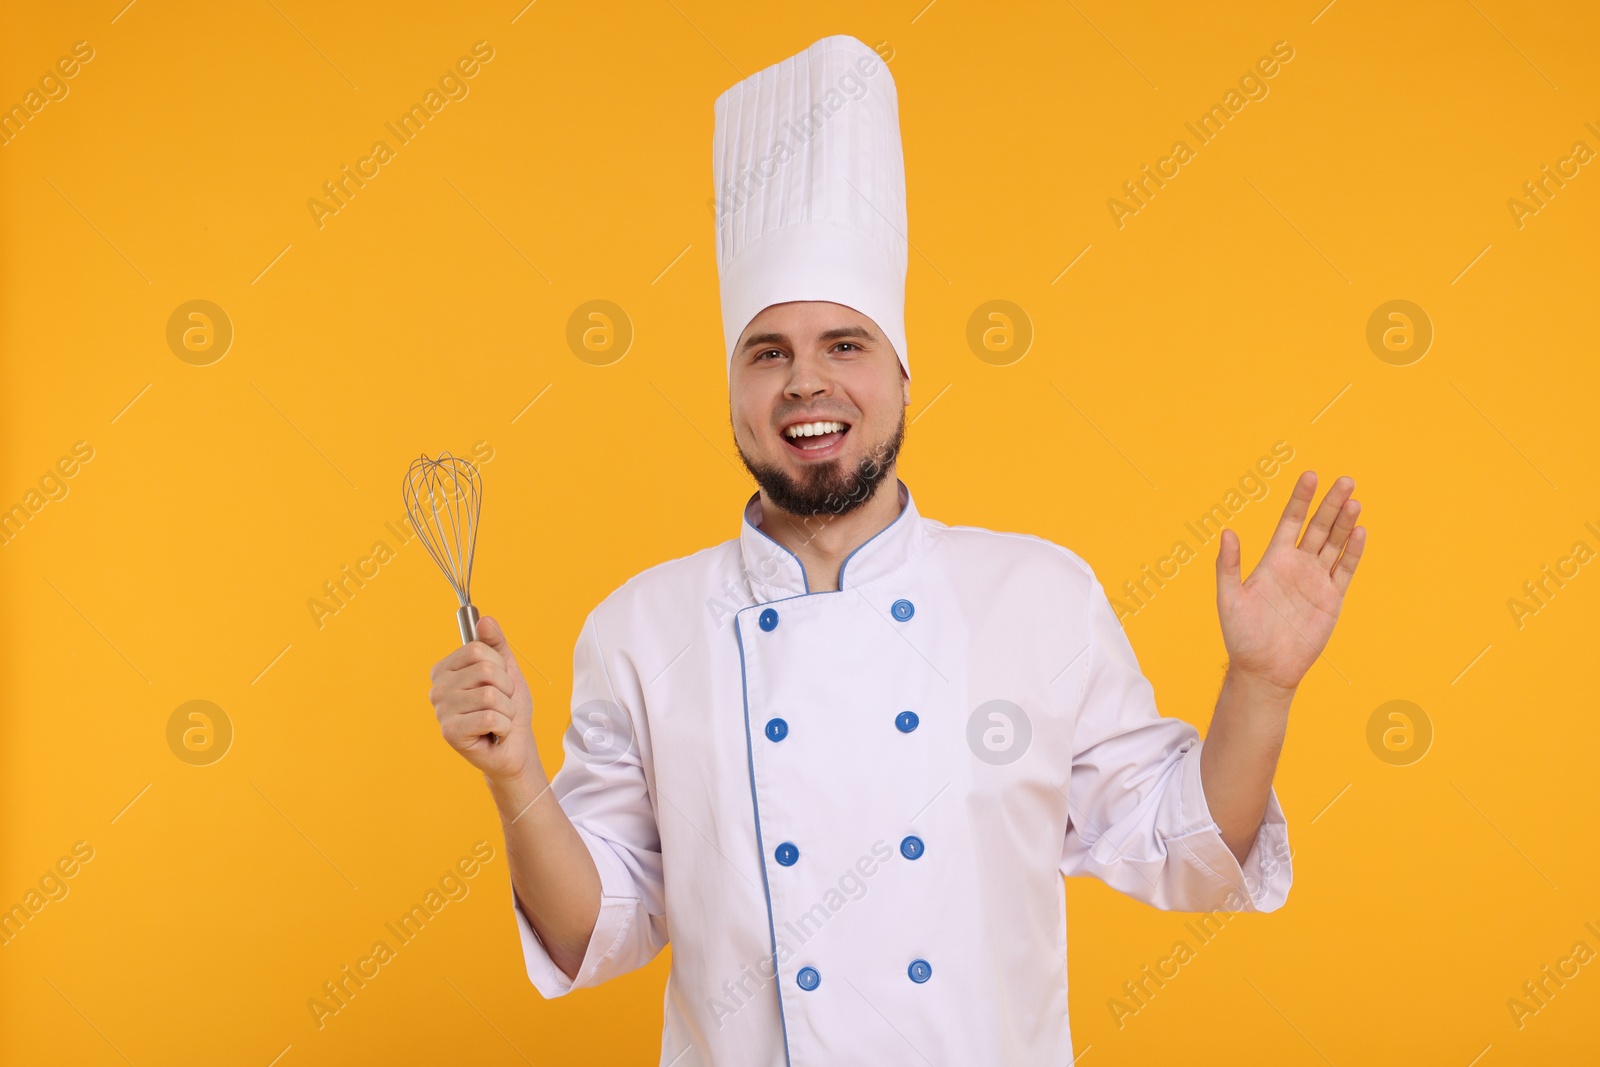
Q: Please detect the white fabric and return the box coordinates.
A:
[712,35,911,379]
[510,480,1293,1065]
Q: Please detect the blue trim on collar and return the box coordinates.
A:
[741,478,913,595]
[741,492,811,594]
[837,480,911,589]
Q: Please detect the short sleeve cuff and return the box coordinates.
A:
[1174,740,1294,913]
[512,825,644,997]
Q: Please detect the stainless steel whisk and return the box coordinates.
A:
[403,453,483,646]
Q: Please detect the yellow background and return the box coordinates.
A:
[3,0,1597,1063]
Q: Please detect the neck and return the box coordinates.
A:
[756,471,903,592]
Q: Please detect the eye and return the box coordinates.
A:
[754,348,785,361]
[834,342,860,353]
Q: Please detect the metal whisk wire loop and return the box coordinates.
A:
[402,453,484,645]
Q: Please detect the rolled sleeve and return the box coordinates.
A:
[1059,571,1294,914]
[512,825,652,997]
[510,608,668,997]
[1171,740,1293,912]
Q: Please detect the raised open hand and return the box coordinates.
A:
[1215,471,1367,694]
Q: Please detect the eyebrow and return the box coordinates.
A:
[740,325,878,352]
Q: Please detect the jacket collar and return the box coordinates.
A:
[739,478,923,600]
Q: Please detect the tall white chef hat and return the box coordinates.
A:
[712,35,910,380]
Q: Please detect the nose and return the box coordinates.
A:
[783,350,832,400]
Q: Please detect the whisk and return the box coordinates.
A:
[403,452,484,647]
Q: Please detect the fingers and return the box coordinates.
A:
[429,635,505,684]
[442,708,515,751]
[1298,475,1356,556]
[434,680,516,721]
[1317,495,1361,568]
[1269,471,1318,550]
[1331,526,1367,595]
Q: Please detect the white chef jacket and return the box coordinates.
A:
[512,479,1292,1065]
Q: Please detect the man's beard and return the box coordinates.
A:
[736,409,905,518]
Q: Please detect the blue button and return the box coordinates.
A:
[759,608,779,631]
[908,959,932,983]
[900,835,924,860]
[775,842,799,866]
[797,966,820,991]
[765,717,788,742]
[896,710,919,733]
[890,598,915,621]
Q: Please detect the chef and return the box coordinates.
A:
[427,33,1366,1065]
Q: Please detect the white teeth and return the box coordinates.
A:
[783,420,847,439]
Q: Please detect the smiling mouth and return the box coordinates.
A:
[781,419,851,454]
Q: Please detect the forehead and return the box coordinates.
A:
[737,300,880,345]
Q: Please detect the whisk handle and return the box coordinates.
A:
[456,603,495,744]
[457,603,481,646]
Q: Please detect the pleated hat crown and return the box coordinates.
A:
[712,35,910,380]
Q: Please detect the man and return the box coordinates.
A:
[427,34,1365,1065]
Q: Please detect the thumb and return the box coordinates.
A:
[1216,529,1242,602]
[475,614,509,654]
